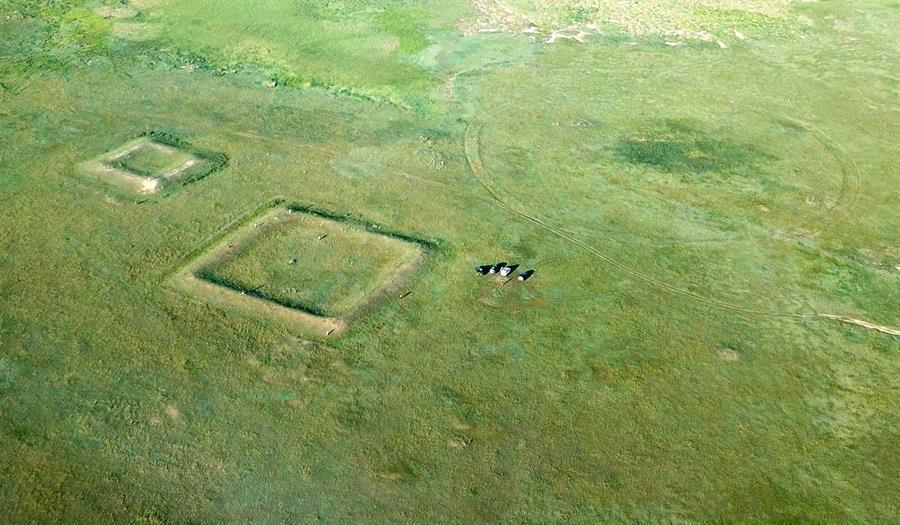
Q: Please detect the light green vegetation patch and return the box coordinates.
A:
[481,0,803,36]
[171,204,426,336]
[55,8,112,51]
[139,0,471,105]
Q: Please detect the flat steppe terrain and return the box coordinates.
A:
[1,1,897,522]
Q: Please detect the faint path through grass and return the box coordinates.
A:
[107,108,896,337]
[465,103,863,244]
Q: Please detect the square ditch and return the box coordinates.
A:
[77,134,226,197]
[169,203,430,336]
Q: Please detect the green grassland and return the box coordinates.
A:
[117,144,193,178]
[1,0,898,523]
[487,0,801,33]
[75,134,227,197]
[198,207,423,318]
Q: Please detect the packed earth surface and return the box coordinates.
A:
[1,1,898,523]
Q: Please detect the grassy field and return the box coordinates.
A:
[76,134,227,197]
[189,204,425,320]
[1,0,898,523]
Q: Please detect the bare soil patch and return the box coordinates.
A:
[717,348,741,361]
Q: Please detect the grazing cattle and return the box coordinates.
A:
[499,264,519,277]
[475,265,492,275]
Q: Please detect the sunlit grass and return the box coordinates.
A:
[0,0,897,522]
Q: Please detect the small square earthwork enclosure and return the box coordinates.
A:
[169,203,429,336]
[77,134,225,197]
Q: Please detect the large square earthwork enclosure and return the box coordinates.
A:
[169,203,430,336]
[77,133,226,197]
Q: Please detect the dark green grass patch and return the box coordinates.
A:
[613,118,773,174]
[55,8,110,51]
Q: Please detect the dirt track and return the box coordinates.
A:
[107,108,896,337]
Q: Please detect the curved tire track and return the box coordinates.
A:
[107,107,894,336]
[462,103,893,335]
